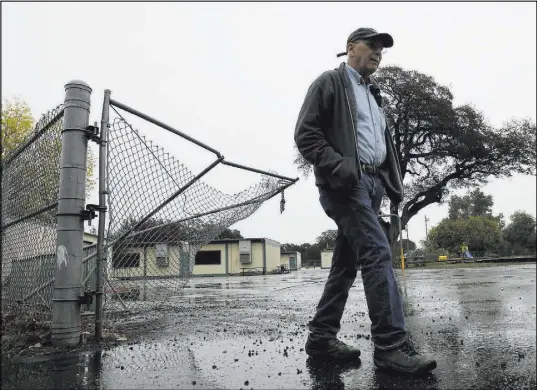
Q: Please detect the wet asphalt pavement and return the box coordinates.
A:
[2,263,536,389]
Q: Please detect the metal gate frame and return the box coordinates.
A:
[85,88,298,340]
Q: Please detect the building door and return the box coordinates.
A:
[289,256,297,270]
[179,247,191,278]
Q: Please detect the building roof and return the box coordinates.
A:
[104,237,280,248]
[209,237,280,245]
[281,250,300,255]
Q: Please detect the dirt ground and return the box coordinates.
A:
[1,311,143,360]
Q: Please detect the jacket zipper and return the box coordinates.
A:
[343,88,362,178]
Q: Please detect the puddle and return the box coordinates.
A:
[2,265,536,390]
[2,350,102,390]
[2,338,215,390]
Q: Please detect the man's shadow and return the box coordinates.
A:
[306,356,438,390]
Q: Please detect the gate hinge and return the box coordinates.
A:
[81,204,106,226]
[85,122,100,143]
[79,290,94,305]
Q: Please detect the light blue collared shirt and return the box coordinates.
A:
[345,63,387,166]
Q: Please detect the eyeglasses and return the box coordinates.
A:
[364,40,387,55]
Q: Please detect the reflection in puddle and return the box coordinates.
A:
[2,350,102,390]
[105,278,263,304]
[2,339,214,390]
[306,356,362,390]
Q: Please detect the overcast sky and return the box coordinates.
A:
[3,2,536,247]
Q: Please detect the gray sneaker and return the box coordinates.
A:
[305,337,361,360]
[374,340,437,374]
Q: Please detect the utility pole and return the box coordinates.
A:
[424,215,429,240]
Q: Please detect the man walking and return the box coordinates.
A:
[294,28,436,374]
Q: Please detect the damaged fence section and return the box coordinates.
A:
[1,81,298,347]
[99,98,297,321]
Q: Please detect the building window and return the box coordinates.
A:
[155,244,169,268]
[113,253,140,268]
[156,256,169,268]
[195,250,221,265]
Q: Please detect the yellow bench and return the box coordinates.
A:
[438,255,448,261]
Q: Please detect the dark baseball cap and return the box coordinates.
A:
[336,27,394,57]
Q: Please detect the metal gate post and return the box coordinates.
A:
[52,81,92,346]
[95,90,110,339]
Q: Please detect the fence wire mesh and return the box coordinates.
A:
[1,104,64,325]
[103,110,293,317]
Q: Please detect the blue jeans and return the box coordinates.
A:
[309,173,406,350]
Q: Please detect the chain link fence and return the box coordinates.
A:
[1,105,64,346]
[1,85,298,347]
[102,105,295,318]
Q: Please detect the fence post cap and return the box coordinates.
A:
[65,80,92,93]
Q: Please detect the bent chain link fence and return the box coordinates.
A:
[102,105,295,319]
[1,104,64,329]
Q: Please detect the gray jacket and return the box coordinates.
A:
[294,62,404,204]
